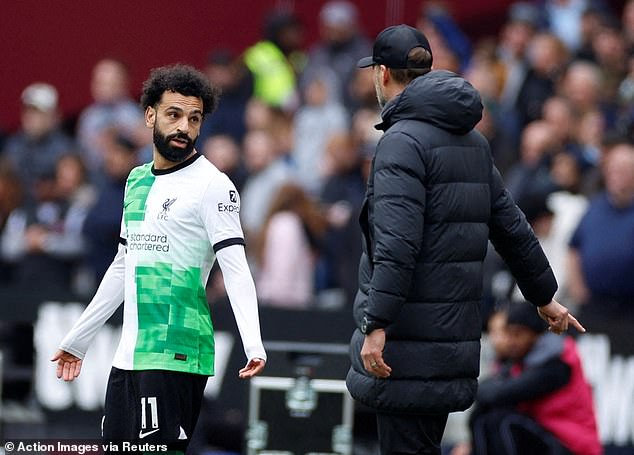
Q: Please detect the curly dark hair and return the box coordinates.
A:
[140,64,220,115]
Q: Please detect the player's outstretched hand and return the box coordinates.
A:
[538,299,586,335]
[239,357,265,379]
[51,349,83,382]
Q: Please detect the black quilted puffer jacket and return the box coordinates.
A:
[346,70,557,415]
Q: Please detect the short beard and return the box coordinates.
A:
[153,127,195,163]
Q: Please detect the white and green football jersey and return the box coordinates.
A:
[112,153,244,375]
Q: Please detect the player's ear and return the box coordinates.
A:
[145,106,156,128]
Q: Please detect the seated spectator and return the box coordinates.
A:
[516,186,586,306]
[416,2,472,73]
[348,66,381,113]
[240,129,293,242]
[615,52,634,144]
[560,61,606,122]
[496,2,541,107]
[302,0,371,112]
[591,20,628,102]
[292,69,348,194]
[254,182,327,309]
[468,301,602,455]
[81,132,138,292]
[505,120,559,202]
[568,142,634,354]
[542,97,590,167]
[0,167,22,283]
[0,155,91,294]
[76,58,148,174]
[543,0,590,52]
[319,132,365,304]
[201,135,248,192]
[624,0,634,52]
[515,33,568,129]
[1,83,75,201]
[198,49,253,145]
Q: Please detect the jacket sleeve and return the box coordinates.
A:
[366,133,426,325]
[488,166,557,306]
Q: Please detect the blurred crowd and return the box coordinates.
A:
[0,0,633,346]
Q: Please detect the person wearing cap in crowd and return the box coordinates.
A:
[1,83,75,200]
[345,24,584,454]
[467,301,601,455]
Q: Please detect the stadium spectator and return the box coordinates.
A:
[346,24,582,455]
[592,21,629,103]
[81,132,138,290]
[515,32,568,129]
[319,132,366,304]
[542,97,588,167]
[568,142,634,354]
[544,0,591,52]
[416,2,472,72]
[1,154,91,294]
[1,83,75,201]
[0,168,22,283]
[255,182,327,309]
[465,42,517,174]
[348,66,381,113]
[559,61,604,120]
[615,52,634,143]
[468,301,602,455]
[240,129,293,241]
[505,120,559,202]
[76,58,147,174]
[302,1,371,112]
[497,2,542,111]
[623,0,634,51]
[201,134,248,193]
[292,69,348,193]
[242,10,304,111]
[198,49,252,145]
[52,64,266,452]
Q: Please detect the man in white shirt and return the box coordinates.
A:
[52,64,266,453]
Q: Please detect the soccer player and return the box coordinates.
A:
[51,64,266,452]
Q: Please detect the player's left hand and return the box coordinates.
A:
[51,349,83,382]
[239,357,265,378]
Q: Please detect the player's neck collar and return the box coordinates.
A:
[152,152,202,175]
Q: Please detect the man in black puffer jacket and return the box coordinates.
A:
[346,25,585,455]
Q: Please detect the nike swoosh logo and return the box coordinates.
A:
[139,428,160,439]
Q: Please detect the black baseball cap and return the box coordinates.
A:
[358,24,433,69]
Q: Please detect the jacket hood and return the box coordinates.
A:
[376,70,483,135]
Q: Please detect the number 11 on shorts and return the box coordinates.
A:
[141,396,159,429]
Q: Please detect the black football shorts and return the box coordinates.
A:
[102,367,208,451]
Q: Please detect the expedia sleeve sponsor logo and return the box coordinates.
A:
[128,233,170,252]
[218,202,240,213]
[219,191,240,213]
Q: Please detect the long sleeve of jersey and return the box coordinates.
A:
[216,244,267,362]
[58,244,126,359]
